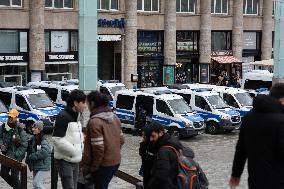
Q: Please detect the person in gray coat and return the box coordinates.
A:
[26,121,51,189]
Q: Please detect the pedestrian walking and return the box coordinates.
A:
[0,109,28,189]
[81,91,125,189]
[147,124,183,189]
[52,89,86,189]
[229,83,284,189]
[139,125,155,188]
[26,121,51,189]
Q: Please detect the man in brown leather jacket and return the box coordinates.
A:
[81,91,124,189]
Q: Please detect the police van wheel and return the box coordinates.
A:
[169,127,180,138]
[26,121,34,134]
[206,122,219,135]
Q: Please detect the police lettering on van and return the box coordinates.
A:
[114,89,205,138]
[0,87,61,132]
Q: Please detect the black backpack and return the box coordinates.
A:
[162,146,209,189]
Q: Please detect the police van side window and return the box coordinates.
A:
[0,92,12,107]
[100,87,112,101]
[223,93,238,108]
[116,95,134,110]
[195,96,210,111]
[156,100,173,117]
[61,90,70,102]
[41,87,58,102]
[16,95,30,111]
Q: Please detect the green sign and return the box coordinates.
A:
[163,66,175,85]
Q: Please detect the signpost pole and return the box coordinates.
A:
[273,0,284,84]
[79,0,97,90]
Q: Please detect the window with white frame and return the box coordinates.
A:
[243,0,258,15]
[273,0,276,16]
[0,0,21,7]
[97,0,119,10]
[211,0,228,14]
[137,0,159,12]
[176,0,195,13]
[45,0,73,9]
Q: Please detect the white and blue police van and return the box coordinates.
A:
[0,100,8,125]
[0,87,61,131]
[168,86,241,134]
[114,89,205,138]
[27,81,79,109]
[98,80,126,107]
[212,86,253,118]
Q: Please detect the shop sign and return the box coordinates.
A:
[211,50,233,56]
[0,54,28,63]
[243,32,257,50]
[98,18,125,28]
[163,66,175,85]
[46,52,78,62]
[138,42,162,52]
[177,41,194,51]
[98,35,121,41]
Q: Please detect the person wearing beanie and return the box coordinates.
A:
[26,121,51,189]
[0,108,28,189]
[230,83,284,189]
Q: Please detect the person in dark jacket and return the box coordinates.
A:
[147,124,183,189]
[0,109,28,189]
[229,83,284,189]
[26,121,51,189]
[139,125,155,188]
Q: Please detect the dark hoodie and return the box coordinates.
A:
[147,133,183,189]
[232,95,284,189]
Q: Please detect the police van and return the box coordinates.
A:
[168,86,241,134]
[98,80,127,107]
[212,86,253,118]
[0,87,61,131]
[27,81,79,109]
[0,100,8,124]
[114,89,205,138]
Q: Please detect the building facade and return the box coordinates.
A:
[0,0,274,88]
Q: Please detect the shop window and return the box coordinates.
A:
[211,0,228,14]
[45,0,73,8]
[211,31,231,51]
[98,0,119,10]
[243,0,258,15]
[137,0,159,12]
[70,32,78,52]
[177,31,199,52]
[19,32,27,53]
[156,100,173,116]
[0,92,12,107]
[138,31,163,53]
[51,31,69,52]
[116,95,134,110]
[176,0,195,13]
[138,61,162,88]
[16,95,30,111]
[0,0,21,6]
[195,96,210,111]
[0,30,18,53]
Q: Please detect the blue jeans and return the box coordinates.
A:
[93,164,120,189]
[33,171,48,189]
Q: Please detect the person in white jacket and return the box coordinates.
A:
[52,90,86,189]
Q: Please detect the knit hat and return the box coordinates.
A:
[33,121,44,131]
[8,109,19,118]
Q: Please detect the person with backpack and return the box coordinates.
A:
[26,121,51,189]
[0,109,28,189]
[147,124,183,189]
[81,91,125,189]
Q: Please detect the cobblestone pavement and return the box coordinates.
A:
[0,131,248,189]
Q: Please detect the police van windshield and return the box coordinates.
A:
[206,95,229,109]
[27,93,54,109]
[168,99,192,114]
[234,93,253,107]
[110,86,126,97]
[0,101,8,113]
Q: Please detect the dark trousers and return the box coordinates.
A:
[77,182,94,189]
[93,164,120,189]
[1,165,20,189]
[55,159,79,189]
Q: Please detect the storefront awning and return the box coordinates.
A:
[211,56,242,64]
